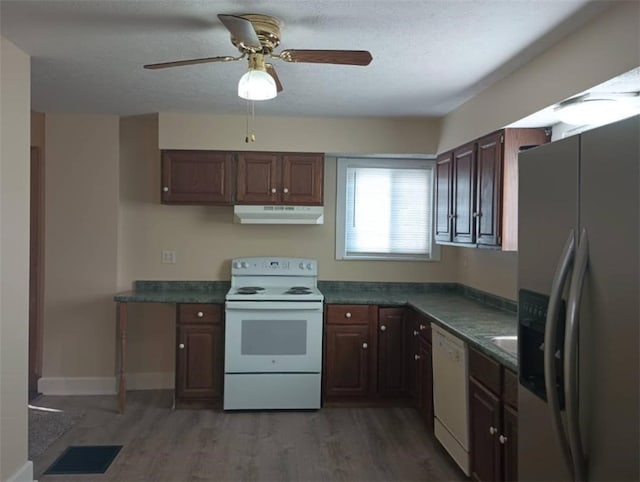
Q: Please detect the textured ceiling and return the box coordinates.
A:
[0,0,617,118]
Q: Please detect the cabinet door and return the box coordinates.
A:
[281,153,324,205]
[476,132,503,246]
[236,152,279,204]
[176,323,223,400]
[377,308,406,396]
[324,324,371,398]
[469,378,501,482]
[501,404,518,482]
[161,150,233,204]
[435,151,453,242]
[453,143,476,243]
[418,338,434,431]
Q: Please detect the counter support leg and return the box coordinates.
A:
[117,302,128,414]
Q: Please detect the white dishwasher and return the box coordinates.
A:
[431,323,470,476]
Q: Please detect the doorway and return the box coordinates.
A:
[29,145,44,400]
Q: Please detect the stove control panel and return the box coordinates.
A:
[231,257,317,276]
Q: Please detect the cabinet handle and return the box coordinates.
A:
[448,214,455,219]
[414,354,421,360]
[419,324,427,330]
[473,212,482,218]
[413,330,419,336]
[197,311,204,318]
[380,325,387,331]
[271,188,277,194]
[345,312,352,319]
[489,426,497,435]
[283,188,289,194]
[362,342,368,349]
[499,435,508,444]
[178,343,185,349]
[162,186,169,192]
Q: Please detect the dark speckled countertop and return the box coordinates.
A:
[114,280,517,371]
[114,281,229,303]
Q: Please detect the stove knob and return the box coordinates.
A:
[299,262,305,269]
[306,263,313,270]
[241,262,249,269]
[233,261,241,269]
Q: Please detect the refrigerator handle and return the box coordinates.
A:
[544,229,575,478]
[565,228,588,481]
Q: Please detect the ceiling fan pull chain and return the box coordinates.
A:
[251,101,256,142]
[245,99,257,143]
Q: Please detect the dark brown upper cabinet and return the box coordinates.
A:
[435,152,454,243]
[236,152,324,205]
[453,142,476,244]
[161,150,233,205]
[435,128,550,250]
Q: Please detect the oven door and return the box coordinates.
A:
[225,301,323,373]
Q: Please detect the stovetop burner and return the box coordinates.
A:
[285,287,313,295]
[236,286,265,295]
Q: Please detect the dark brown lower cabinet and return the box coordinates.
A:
[175,304,224,407]
[469,346,518,481]
[407,309,434,430]
[417,337,434,431]
[377,307,406,396]
[470,378,502,481]
[324,324,371,398]
[324,304,412,404]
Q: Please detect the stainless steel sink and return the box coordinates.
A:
[490,335,518,357]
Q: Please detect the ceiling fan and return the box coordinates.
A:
[143,13,373,100]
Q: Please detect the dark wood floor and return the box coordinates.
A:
[31,390,468,482]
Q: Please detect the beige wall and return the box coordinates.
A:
[158,113,441,154]
[457,249,518,300]
[42,114,120,380]
[0,36,32,482]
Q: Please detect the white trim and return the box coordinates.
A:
[38,377,117,395]
[37,372,175,395]
[5,461,34,482]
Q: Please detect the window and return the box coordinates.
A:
[336,157,439,261]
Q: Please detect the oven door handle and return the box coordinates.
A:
[225,301,323,311]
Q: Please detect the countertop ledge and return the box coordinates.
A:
[114,280,517,370]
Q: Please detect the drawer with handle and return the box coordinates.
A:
[325,304,376,325]
[178,304,222,323]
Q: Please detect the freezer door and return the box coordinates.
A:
[578,115,639,481]
[517,136,579,481]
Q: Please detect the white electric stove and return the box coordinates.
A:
[224,257,324,410]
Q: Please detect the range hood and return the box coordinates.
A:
[233,205,324,224]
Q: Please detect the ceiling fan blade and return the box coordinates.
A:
[218,14,261,50]
[266,63,284,92]
[278,49,372,66]
[144,55,238,70]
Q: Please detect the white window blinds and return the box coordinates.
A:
[337,158,436,260]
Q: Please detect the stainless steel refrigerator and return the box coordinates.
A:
[517,115,639,481]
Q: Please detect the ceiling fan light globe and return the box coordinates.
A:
[238,69,277,101]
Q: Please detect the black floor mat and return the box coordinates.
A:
[44,445,122,475]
